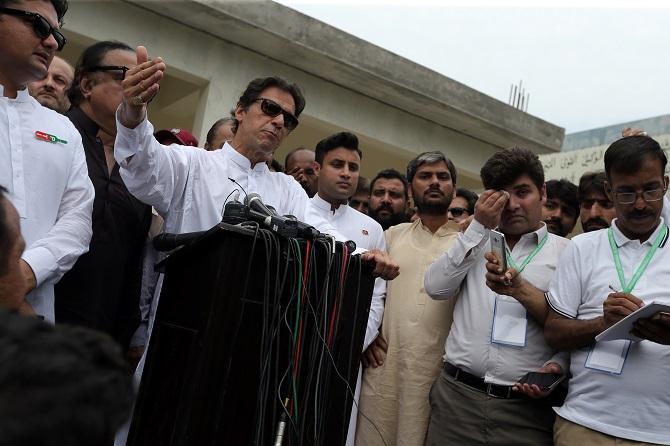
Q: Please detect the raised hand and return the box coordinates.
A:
[473,189,509,229]
[118,46,166,129]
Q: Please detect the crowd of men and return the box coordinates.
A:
[1,1,669,445]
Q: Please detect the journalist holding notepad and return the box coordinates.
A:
[544,135,670,445]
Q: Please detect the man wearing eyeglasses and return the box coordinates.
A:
[0,0,94,322]
[544,135,670,445]
[54,41,152,353]
[448,187,478,223]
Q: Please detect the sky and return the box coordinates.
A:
[275,0,669,134]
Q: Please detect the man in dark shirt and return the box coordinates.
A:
[55,41,151,351]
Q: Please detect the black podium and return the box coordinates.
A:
[127,223,375,445]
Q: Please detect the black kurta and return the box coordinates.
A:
[55,107,151,349]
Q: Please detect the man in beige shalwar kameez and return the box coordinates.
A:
[356,152,460,446]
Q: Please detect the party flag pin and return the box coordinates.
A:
[35,130,67,144]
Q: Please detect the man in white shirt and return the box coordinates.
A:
[544,135,670,445]
[423,147,570,446]
[0,0,94,321]
[115,48,308,230]
[303,131,387,446]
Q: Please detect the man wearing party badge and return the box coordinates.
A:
[544,135,670,445]
[423,147,570,446]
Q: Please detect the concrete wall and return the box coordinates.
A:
[64,0,564,189]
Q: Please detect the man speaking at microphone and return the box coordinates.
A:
[114,47,397,278]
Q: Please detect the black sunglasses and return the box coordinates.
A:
[448,207,468,218]
[88,65,130,80]
[255,98,299,131]
[0,7,66,51]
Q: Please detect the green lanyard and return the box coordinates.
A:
[505,233,548,273]
[608,225,668,294]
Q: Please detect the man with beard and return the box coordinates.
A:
[27,54,73,113]
[424,148,570,446]
[543,179,579,237]
[368,168,410,229]
[356,151,460,446]
[578,171,617,232]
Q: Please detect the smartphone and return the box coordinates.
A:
[489,230,507,272]
[517,372,565,391]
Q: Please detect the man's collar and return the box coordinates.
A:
[67,107,99,139]
[502,222,548,245]
[312,193,348,216]
[222,142,269,173]
[0,84,32,103]
[611,217,666,247]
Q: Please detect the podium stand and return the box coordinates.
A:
[127,223,375,445]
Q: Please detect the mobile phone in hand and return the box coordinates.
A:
[490,230,507,272]
[517,372,565,392]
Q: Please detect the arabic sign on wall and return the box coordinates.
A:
[539,133,670,183]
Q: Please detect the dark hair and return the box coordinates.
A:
[545,179,579,216]
[355,176,370,195]
[369,169,409,200]
[269,158,284,173]
[0,0,68,22]
[230,76,305,134]
[578,171,608,203]
[455,187,478,214]
[205,117,234,147]
[314,132,362,165]
[0,186,10,276]
[68,40,134,106]
[406,151,457,185]
[0,309,133,446]
[480,147,544,191]
[604,135,667,180]
[284,146,312,170]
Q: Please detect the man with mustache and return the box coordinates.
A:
[27,54,72,113]
[424,148,570,446]
[542,179,579,237]
[544,135,670,445]
[578,171,617,232]
[368,168,410,230]
[356,151,460,446]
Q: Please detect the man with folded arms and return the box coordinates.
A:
[424,147,570,445]
[544,135,670,445]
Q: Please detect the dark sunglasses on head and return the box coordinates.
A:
[448,207,468,218]
[88,65,130,80]
[255,98,299,131]
[0,7,66,51]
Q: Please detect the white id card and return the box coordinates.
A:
[491,296,527,347]
[584,340,631,375]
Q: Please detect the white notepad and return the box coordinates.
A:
[595,302,670,342]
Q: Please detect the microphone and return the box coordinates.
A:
[153,230,207,252]
[245,192,279,217]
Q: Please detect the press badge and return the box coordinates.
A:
[585,339,631,375]
[491,296,527,347]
